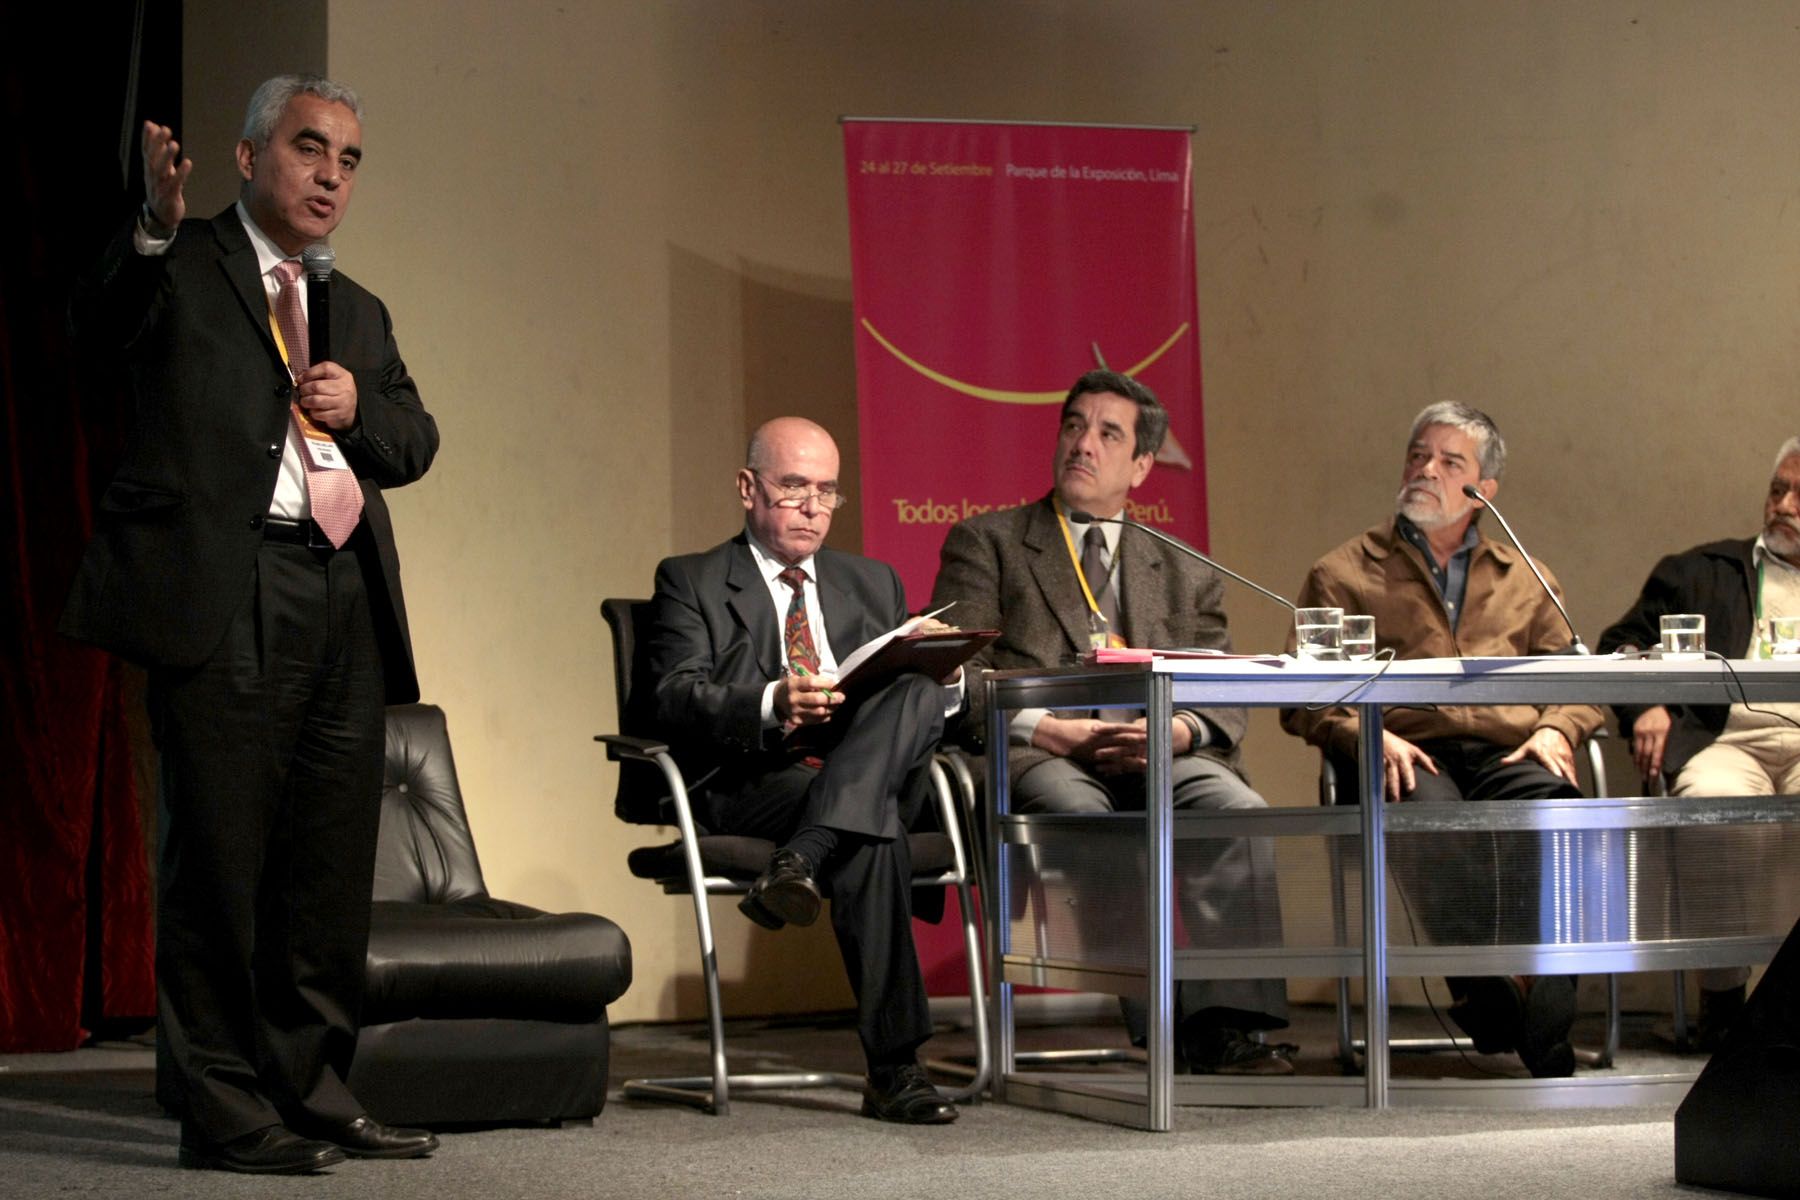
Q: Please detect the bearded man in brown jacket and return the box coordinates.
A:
[1281,401,1603,1079]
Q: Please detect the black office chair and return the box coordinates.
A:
[594,598,990,1114]
[1319,740,1622,1071]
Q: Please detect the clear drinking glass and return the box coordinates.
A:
[1341,614,1376,661]
[1769,615,1800,658]
[1294,607,1345,660]
[1660,613,1706,660]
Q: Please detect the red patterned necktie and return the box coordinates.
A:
[272,259,363,548]
[777,566,821,676]
[777,566,828,765]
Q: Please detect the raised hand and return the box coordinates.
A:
[141,120,193,232]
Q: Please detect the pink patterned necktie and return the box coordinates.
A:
[272,259,363,547]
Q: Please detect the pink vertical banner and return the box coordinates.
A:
[843,120,1203,996]
[843,120,1207,606]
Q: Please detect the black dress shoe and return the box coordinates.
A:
[1447,976,1526,1055]
[178,1124,346,1174]
[1517,974,1577,1079]
[738,848,821,930]
[1184,1026,1296,1076]
[310,1116,439,1159]
[1697,983,1746,1053]
[861,1063,958,1124]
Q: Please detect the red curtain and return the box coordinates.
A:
[0,8,178,1051]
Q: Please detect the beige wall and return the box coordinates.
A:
[183,0,327,216]
[185,1,1800,1023]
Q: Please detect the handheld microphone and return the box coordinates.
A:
[1067,510,1296,613]
[1459,483,1588,654]
[302,242,334,368]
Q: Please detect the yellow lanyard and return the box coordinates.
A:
[266,298,297,380]
[1755,557,1770,658]
[1052,494,1108,627]
[265,288,331,440]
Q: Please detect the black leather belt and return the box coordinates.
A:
[262,517,342,549]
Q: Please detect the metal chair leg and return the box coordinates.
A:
[619,752,862,1112]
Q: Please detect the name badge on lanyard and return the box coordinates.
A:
[1056,497,1126,650]
[267,296,350,471]
[294,406,349,470]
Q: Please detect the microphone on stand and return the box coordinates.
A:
[302,242,335,368]
[1459,483,1588,655]
[1067,509,1296,613]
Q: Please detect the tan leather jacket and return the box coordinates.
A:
[1281,518,1603,758]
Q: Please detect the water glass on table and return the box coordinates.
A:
[1294,607,1345,660]
[1659,613,1706,660]
[1769,615,1800,658]
[1341,614,1376,661]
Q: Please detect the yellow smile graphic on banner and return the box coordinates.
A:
[860,318,1195,469]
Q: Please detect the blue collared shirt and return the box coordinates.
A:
[1396,514,1481,629]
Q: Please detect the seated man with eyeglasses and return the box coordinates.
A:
[637,416,966,1124]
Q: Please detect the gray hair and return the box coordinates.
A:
[242,75,363,146]
[1773,436,1800,474]
[1408,401,1506,481]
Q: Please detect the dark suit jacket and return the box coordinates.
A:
[929,494,1248,785]
[1596,537,1758,778]
[60,207,437,702]
[633,533,912,826]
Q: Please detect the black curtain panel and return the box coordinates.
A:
[0,0,180,1050]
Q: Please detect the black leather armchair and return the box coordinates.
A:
[346,703,632,1126]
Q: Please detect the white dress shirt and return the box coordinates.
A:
[136,201,314,519]
[744,531,964,728]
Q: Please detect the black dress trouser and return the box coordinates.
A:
[702,672,945,1063]
[151,536,386,1142]
[1332,736,1582,1002]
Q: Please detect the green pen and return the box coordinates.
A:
[792,662,832,699]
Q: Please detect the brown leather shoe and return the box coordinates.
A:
[861,1063,958,1124]
[178,1124,345,1174]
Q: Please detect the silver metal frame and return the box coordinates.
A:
[1321,742,1623,1069]
[983,656,1800,1130]
[927,751,1143,1080]
[599,746,992,1114]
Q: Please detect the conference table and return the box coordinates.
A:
[981,654,1800,1131]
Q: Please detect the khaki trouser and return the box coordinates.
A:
[1670,706,1800,989]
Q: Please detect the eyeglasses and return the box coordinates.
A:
[752,472,850,511]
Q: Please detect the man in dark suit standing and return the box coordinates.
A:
[641,416,961,1124]
[930,369,1290,1074]
[61,75,439,1173]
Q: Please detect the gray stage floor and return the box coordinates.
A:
[0,1004,1721,1199]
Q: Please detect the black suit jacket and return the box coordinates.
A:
[632,533,910,816]
[1596,537,1758,777]
[60,207,437,701]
